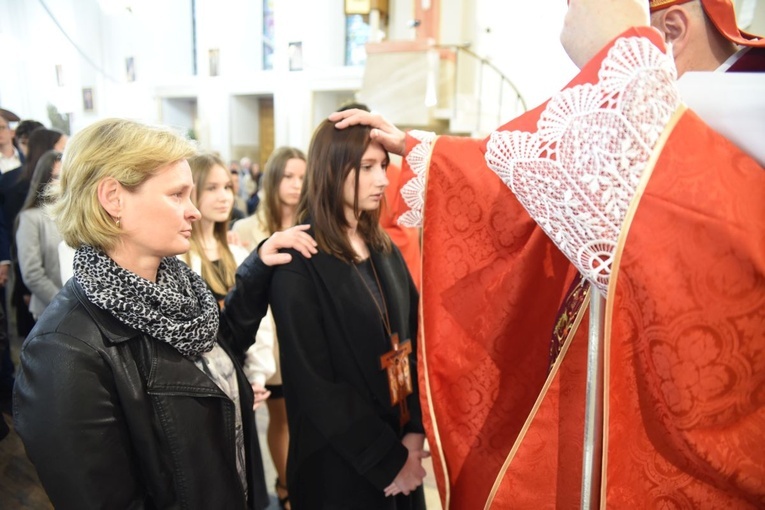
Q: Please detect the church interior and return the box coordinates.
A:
[0,0,763,508]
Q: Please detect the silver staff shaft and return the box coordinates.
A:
[581,289,606,509]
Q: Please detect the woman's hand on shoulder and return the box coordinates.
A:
[258,224,317,266]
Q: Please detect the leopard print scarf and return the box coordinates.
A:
[74,245,219,357]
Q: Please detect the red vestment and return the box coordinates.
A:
[402,27,765,508]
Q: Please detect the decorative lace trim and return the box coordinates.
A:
[399,130,437,227]
[485,37,679,294]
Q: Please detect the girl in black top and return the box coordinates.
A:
[270,120,428,509]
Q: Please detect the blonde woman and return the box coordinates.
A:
[13,119,317,509]
[183,152,276,411]
[233,146,305,509]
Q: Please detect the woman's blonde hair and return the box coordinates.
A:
[183,152,238,298]
[46,118,197,252]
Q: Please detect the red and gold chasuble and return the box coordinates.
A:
[399,27,765,508]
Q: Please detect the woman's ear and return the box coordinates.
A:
[97,177,123,220]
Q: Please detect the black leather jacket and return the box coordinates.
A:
[14,252,274,510]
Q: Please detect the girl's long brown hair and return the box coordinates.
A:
[260,146,306,235]
[297,120,390,263]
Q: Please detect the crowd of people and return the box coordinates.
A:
[0,111,69,441]
[0,0,763,509]
[1,108,425,509]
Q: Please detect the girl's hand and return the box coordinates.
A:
[251,383,271,410]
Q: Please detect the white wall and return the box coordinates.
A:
[0,0,193,134]
[470,1,578,110]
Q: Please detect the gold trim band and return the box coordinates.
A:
[416,135,450,509]
[599,104,688,508]
[484,288,591,509]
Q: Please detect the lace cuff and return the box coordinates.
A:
[486,36,679,295]
[398,130,437,228]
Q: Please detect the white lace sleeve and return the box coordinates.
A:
[398,130,437,227]
[485,37,680,295]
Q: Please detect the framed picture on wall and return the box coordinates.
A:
[55,64,64,87]
[288,42,303,71]
[126,57,136,82]
[82,87,94,112]
[209,49,220,77]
